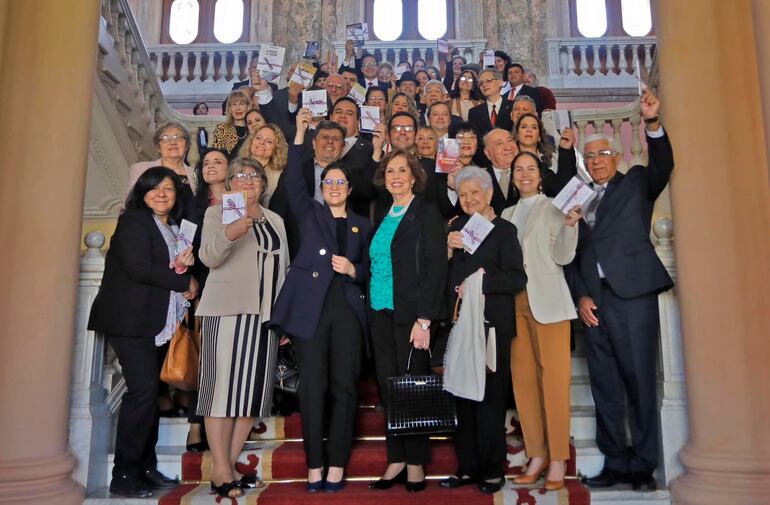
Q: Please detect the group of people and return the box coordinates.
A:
[88,44,675,500]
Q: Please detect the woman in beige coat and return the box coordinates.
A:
[196,157,289,498]
[501,146,581,491]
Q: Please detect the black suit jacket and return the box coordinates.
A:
[447,215,527,337]
[371,197,448,324]
[259,86,297,141]
[506,84,543,114]
[567,133,675,303]
[269,156,316,258]
[88,209,192,338]
[270,145,371,341]
[468,100,514,136]
[339,59,391,90]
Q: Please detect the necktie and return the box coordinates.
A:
[367,81,373,88]
[490,104,497,127]
[508,89,515,101]
[499,168,510,199]
[584,185,605,228]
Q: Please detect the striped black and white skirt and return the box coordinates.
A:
[196,314,277,418]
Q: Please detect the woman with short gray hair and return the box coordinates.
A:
[128,121,195,192]
[441,164,527,494]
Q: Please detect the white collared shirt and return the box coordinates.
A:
[486,97,503,120]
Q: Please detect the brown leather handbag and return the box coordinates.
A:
[160,310,200,391]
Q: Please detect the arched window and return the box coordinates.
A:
[418,0,447,40]
[570,0,654,37]
[213,0,243,43]
[576,0,607,37]
[621,0,652,37]
[168,0,199,45]
[366,0,454,41]
[161,0,250,44]
[372,0,403,41]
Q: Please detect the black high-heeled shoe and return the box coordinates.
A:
[369,467,407,490]
[405,479,426,492]
[185,425,208,452]
[210,481,243,498]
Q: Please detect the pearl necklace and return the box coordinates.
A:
[388,195,414,217]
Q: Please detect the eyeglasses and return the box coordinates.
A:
[233,172,263,181]
[322,178,349,187]
[159,134,185,143]
[367,96,386,102]
[327,83,344,89]
[362,63,378,69]
[478,78,498,86]
[458,76,475,82]
[390,125,415,133]
[584,149,615,161]
[456,133,477,141]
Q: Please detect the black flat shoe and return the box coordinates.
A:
[211,480,244,498]
[325,479,346,493]
[439,476,475,489]
[478,477,505,494]
[142,469,178,490]
[583,468,629,488]
[306,479,324,492]
[369,467,407,490]
[109,473,152,498]
[405,479,426,493]
[630,473,657,492]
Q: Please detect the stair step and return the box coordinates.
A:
[570,406,597,440]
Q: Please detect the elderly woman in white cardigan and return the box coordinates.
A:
[501,150,581,491]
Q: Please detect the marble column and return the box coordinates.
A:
[0,1,100,503]
[656,1,770,503]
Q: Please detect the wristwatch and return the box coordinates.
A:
[643,115,660,125]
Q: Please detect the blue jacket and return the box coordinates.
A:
[270,145,371,340]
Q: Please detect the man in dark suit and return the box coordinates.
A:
[568,91,673,492]
[504,63,543,114]
[468,68,513,136]
[339,40,392,89]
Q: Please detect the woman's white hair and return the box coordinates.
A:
[454,165,493,192]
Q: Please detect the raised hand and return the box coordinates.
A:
[559,127,576,149]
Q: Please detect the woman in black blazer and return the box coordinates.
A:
[88,168,197,498]
[441,166,527,494]
[270,109,371,492]
[367,149,448,493]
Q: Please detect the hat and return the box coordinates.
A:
[396,71,419,86]
[460,63,481,76]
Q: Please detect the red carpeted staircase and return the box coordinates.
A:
[157,377,590,504]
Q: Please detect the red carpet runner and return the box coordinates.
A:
[159,377,590,504]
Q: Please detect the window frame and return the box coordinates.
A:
[161,0,251,44]
[365,0,455,42]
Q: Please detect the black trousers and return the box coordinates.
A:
[295,279,363,468]
[585,285,659,475]
[109,335,166,478]
[454,332,511,481]
[370,310,431,466]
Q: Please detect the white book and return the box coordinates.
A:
[176,219,197,254]
[257,44,285,84]
[552,176,597,214]
[482,49,495,68]
[302,89,328,117]
[461,212,495,254]
[222,192,246,225]
[348,83,367,105]
[360,105,380,133]
[290,61,317,88]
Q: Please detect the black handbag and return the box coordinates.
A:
[386,349,458,436]
[273,343,299,395]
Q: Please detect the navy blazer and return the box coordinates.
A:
[270,145,371,341]
[88,209,192,338]
[567,132,675,302]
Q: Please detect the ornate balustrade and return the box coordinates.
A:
[331,39,487,69]
[546,36,656,89]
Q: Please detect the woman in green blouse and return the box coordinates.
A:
[368,149,448,493]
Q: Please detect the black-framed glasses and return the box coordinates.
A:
[234,172,263,181]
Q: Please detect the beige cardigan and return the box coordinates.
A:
[196,204,289,318]
[501,195,578,324]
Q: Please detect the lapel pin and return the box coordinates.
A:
[352,226,359,233]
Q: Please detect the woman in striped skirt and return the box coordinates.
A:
[196,157,289,499]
